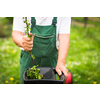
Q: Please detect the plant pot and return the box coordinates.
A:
[23,67,65,84]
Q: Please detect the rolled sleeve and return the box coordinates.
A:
[58,17,71,34]
[13,17,25,33]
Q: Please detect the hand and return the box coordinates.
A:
[22,33,33,51]
[56,63,68,80]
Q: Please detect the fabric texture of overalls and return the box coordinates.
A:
[20,17,58,84]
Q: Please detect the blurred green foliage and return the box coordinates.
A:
[6,17,13,24]
[66,17,100,84]
[0,17,100,84]
[0,17,13,38]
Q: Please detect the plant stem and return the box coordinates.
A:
[25,17,29,35]
[25,17,34,66]
[28,51,34,66]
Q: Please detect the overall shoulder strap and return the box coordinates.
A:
[31,17,36,27]
[52,17,57,27]
[31,17,36,32]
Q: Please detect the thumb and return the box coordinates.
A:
[56,68,62,76]
[29,33,33,37]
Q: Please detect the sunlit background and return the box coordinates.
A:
[0,17,100,84]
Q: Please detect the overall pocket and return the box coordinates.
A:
[32,34,57,57]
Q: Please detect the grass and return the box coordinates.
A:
[0,17,100,84]
[66,20,100,84]
[0,38,21,84]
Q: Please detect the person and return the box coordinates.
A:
[12,17,71,84]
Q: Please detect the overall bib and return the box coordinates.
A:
[20,17,58,84]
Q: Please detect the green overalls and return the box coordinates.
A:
[20,17,58,84]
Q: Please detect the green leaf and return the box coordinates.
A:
[38,75,41,79]
[24,21,26,23]
[25,30,28,33]
[35,69,40,73]
[32,55,35,59]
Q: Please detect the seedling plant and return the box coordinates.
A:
[22,17,43,79]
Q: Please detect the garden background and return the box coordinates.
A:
[0,17,100,84]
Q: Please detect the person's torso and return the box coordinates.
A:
[31,17,58,57]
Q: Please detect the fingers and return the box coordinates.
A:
[22,34,33,51]
[24,35,33,41]
[56,66,68,80]
[62,69,68,80]
[29,33,33,37]
[56,67,62,76]
[24,40,33,45]
[22,43,33,51]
